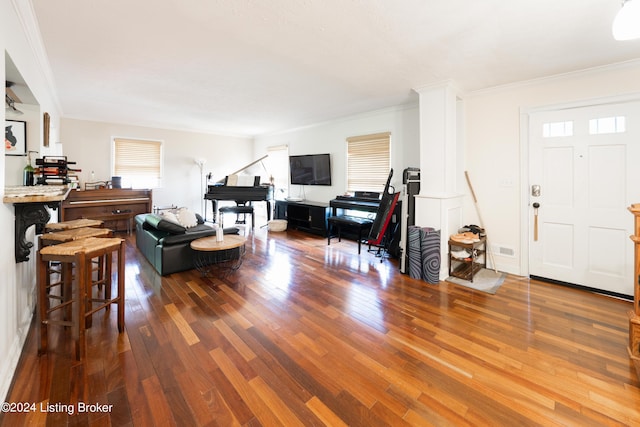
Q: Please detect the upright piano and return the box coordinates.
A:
[329,191,402,257]
[329,192,381,216]
[59,188,153,233]
[204,156,274,222]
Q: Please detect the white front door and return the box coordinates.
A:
[529,101,640,297]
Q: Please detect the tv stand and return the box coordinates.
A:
[275,200,329,236]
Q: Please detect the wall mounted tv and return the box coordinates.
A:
[289,153,332,186]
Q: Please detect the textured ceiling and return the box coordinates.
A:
[29,0,640,136]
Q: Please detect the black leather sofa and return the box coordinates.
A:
[135,213,237,275]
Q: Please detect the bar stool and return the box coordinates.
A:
[41,226,113,246]
[37,237,125,360]
[44,219,105,289]
[219,205,255,229]
[45,218,104,232]
[40,227,114,321]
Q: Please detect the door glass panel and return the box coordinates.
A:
[588,116,626,134]
[543,121,574,138]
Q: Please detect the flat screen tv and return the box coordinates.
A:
[289,153,332,186]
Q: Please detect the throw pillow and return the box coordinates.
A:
[145,213,186,234]
[160,211,181,225]
[176,208,198,228]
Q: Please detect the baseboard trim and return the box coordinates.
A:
[530,275,633,301]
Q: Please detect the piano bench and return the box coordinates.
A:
[327,215,374,254]
[219,206,255,229]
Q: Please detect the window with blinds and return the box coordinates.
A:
[346,132,391,193]
[112,137,162,189]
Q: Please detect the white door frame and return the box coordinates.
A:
[519,92,640,278]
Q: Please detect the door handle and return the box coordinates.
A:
[533,202,540,241]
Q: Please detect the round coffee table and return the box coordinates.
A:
[190,234,247,277]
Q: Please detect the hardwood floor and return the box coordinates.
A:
[1,227,639,426]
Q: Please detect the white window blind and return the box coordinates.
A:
[113,138,162,188]
[346,132,391,193]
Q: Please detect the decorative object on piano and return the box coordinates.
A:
[85,181,110,190]
[111,176,122,188]
[5,119,26,156]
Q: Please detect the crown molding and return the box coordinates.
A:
[259,102,419,138]
[413,80,462,97]
[10,0,63,114]
[466,58,640,98]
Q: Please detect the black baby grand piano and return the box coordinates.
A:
[204,156,274,223]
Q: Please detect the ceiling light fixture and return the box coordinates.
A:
[5,81,24,115]
[613,0,640,40]
[5,93,24,116]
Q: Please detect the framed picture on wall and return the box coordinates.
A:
[43,112,50,147]
[5,120,27,156]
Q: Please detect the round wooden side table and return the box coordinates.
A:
[190,234,247,277]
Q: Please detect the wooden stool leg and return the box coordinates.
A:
[117,241,125,332]
[85,258,94,329]
[105,252,113,307]
[96,255,105,292]
[62,263,73,322]
[75,252,88,361]
[37,251,48,355]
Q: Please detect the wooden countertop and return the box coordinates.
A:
[3,185,71,204]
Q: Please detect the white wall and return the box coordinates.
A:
[253,103,420,203]
[463,60,640,275]
[1,0,63,401]
[60,118,254,216]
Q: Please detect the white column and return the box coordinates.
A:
[413,81,464,280]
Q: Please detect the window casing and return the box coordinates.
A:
[346,132,391,194]
[267,144,289,199]
[112,137,162,189]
